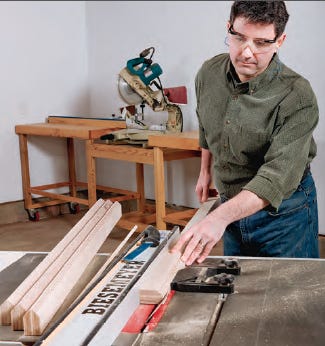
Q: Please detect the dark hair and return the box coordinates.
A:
[229,1,289,38]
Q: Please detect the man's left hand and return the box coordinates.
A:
[170,214,226,265]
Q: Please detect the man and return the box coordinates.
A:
[171,1,319,265]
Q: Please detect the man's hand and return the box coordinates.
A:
[170,213,227,266]
[170,190,269,266]
[195,172,211,203]
[195,148,213,203]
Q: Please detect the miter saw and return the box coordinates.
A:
[107,47,183,144]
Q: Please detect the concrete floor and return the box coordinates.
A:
[0,211,140,254]
[0,210,324,257]
[0,209,224,255]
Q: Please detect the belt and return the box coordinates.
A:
[302,164,311,181]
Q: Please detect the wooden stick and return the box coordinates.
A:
[137,198,220,305]
[11,200,113,330]
[23,201,121,336]
[81,225,138,294]
[183,197,219,232]
[0,199,106,326]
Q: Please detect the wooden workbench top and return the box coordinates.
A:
[15,117,126,140]
[148,131,200,151]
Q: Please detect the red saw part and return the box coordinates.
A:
[122,304,155,333]
[163,86,187,104]
[143,290,176,332]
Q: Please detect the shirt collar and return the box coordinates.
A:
[226,54,282,94]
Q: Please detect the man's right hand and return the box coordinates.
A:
[195,172,212,203]
[196,147,213,203]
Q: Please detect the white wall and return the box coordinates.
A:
[0,1,89,203]
[86,1,231,205]
[86,1,325,233]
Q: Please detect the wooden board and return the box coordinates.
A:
[23,201,121,336]
[0,199,105,326]
[137,198,220,304]
[148,131,200,151]
[47,115,126,129]
[15,123,120,140]
[137,228,185,304]
[10,200,113,330]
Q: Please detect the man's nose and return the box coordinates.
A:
[241,44,254,58]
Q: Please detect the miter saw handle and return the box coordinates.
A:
[126,57,163,86]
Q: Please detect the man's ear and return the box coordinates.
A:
[227,21,231,30]
[276,33,286,48]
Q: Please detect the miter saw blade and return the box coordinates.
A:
[118,76,143,105]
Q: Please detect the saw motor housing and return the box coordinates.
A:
[118,49,183,133]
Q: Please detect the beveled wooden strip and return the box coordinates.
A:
[0,199,105,326]
[137,228,184,304]
[23,201,121,336]
[137,198,219,304]
[11,200,112,330]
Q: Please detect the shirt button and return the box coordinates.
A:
[226,120,230,124]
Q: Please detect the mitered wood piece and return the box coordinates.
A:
[0,199,105,326]
[183,198,219,232]
[23,201,121,336]
[137,228,185,304]
[10,200,113,330]
[137,198,219,305]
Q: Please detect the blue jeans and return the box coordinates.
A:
[222,172,319,258]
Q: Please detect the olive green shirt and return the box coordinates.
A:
[195,53,318,210]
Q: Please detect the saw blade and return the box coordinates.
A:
[118,76,143,105]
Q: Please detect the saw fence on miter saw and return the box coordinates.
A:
[102,47,187,145]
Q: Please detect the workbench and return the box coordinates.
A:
[2,251,325,346]
[15,116,126,219]
[88,131,200,230]
[15,117,200,230]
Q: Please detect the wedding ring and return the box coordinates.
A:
[198,239,205,247]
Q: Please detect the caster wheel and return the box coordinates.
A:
[26,209,40,222]
[69,203,80,214]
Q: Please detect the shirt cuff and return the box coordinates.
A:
[242,175,283,210]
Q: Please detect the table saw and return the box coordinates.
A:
[1,251,325,346]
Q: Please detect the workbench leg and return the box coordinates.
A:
[86,139,97,207]
[18,134,33,210]
[67,138,77,198]
[153,147,166,229]
[136,163,145,212]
